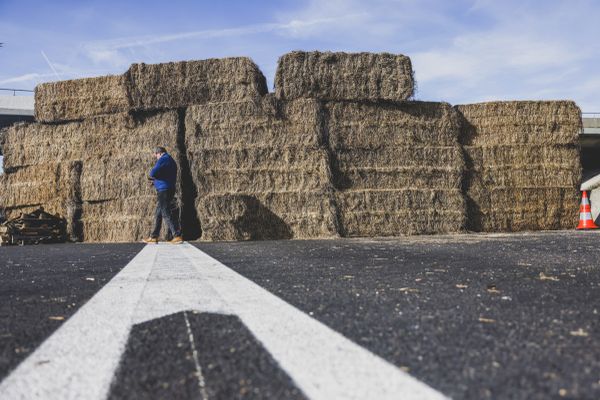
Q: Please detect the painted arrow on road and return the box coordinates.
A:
[0,243,448,400]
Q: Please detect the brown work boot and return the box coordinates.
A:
[142,237,159,244]
[168,236,183,244]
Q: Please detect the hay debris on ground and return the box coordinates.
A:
[456,101,582,232]
[325,100,466,236]
[128,57,268,111]
[35,75,130,123]
[275,51,414,102]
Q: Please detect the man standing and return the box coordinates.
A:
[143,147,183,244]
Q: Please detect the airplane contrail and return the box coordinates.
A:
[41,50,61,79]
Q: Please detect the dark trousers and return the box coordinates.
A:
[151,189,181,238]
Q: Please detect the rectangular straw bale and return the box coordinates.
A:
[458,101,582,232]
[275,51,414,102]
[0,162,75,208]
[197,166,332,195]
[80,197,156,242]
[338,209,466,237]
[335,146,464,170]
[80,155,159,201]
[326,101,460,148]
[128,57,267,110]
[81,111,179,153]
[476,208,576,232]
[80,218,154,243]
[466,187,579,231]
[195,146,327,171]
[198,191,337,219]
[0,161,82,241]
[456,101,582,146]
[185,94,337,240]
[469,166,580,188]
[469,187,580,211]
[335,166,463,191]
[1,121,85,169]
[465,144,579,168]
[81,197,156,218]
[35,75,130,123]
[197,191,338,241]
[336,189,465,236]
[336,189,465,212]
[185,97,323,151]
[2,111,177,170]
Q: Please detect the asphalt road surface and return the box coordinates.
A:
[1,231,599,399]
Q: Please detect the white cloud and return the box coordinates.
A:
[0,72,54,85]
[82,15,359,54]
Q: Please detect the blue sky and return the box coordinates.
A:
[1,0,600,110]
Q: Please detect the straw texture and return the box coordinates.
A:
[325,100,466,236]
[185,96,338,240]
[456,101,582,232]
[275,51,414,102]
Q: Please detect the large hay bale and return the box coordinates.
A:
[128,57,268,111]
[326,100,466,236]
[198,191,338,241]
[185,96,323,151]
[80,155,158,201]
[335,188,466,236]
[335,166,463,191]
[275,51,414,102]
[456,101,582,232]
[1,121,85,169]
[185,96,338,241]
[337,209,466,237]
[80,197,156,242]
[0,163,72,207]
[456,101,582,146]
[35,75,130,123]
[34,57,268,123]
[467,188,579,232]
[327,101,460,148]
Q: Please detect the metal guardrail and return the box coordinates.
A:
[0,88,34,96]
[580,113,600,134]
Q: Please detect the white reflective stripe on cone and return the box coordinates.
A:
[580,212,593,220]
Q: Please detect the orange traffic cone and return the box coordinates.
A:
[577,191,599,229]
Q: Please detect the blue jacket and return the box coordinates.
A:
[150,153,177,192]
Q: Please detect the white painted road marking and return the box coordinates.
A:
[0,243,449,400]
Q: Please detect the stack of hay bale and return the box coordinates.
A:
[1,57,269,242]
[0,51,584,242]
[1,74,181,241]
[185,95,339,241]
[0,121,84,239]
[456,101,582,231]
[275,51,466,236]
